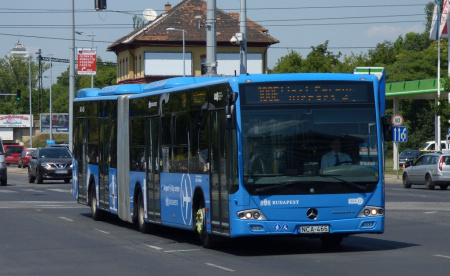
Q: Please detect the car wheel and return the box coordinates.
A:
[28,168,36,183]
[439,184,448,190]
[402,173,412,188]
[425,174,435,190]
[18,162,21,168]
[0,178,6,186]
[64,179,70,184]
[36,171,43,184]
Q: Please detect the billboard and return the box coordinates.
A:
[40,113,69,134]
[0,114,32,128]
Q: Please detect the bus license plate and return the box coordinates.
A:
[300,225,329,234]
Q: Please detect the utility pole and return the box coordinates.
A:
[69,0,75,152]
[239,0,247,75]
[205,0,217,76]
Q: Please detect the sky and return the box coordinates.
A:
[0,0,428,85]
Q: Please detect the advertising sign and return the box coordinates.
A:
[40,113,69,134]
[77,48,97,75]
[0,114,32,128]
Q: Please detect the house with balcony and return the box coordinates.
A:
[107,0,279,84]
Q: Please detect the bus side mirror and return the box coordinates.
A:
[226,92,238,130]
[382,116,393,142]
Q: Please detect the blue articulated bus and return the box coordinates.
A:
[72,68,392,248]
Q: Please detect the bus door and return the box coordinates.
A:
[75,118,88,204]
[210,110,230,235]
[146,116,161,223]
[98,118,110,210]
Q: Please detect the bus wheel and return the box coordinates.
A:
[320,234,343,247]
[137,194,151,234]
[90,186,102,221]
[194,206,214,249]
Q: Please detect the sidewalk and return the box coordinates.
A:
[385,173,403,184]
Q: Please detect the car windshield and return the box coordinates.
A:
[39,148,72,158]
[240,104,379,196]
[400,150,419,157]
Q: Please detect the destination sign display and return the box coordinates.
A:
[241,81,373,104]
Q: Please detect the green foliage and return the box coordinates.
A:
[271,50,302,73]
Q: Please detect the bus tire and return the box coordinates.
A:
[194,205,214,249]
[137,193,151,234]
[90,185,102,221]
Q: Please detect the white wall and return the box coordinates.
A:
[144,52,192,76]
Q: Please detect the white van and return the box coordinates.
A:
[419,141,450,152]
[0,137,7,186]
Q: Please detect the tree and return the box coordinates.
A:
[271,50,302,73]
[301,40,342,73]
[133,15,145,30]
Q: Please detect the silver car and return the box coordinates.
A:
[402,152,450,190]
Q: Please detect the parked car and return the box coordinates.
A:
[419,141,449,152]
[18,148,36,168]
[0,138,7,186]
[399,150,421,167]
[402,152,450,190]
[28,147,73,184]
[3,144,25,165]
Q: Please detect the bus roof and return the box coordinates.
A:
[143,76,228,93]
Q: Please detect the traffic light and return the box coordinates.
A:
[16,88,21,101]
[95,0,106,10]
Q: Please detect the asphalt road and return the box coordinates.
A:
[1,167,450,276]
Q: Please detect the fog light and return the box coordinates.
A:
[251,225,263,230]
[362,221,374,227]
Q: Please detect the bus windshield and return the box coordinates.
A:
[241,102,379,196]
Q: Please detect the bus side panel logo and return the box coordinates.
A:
[180,174,193,225]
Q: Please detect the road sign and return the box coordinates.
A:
[77,48,97,75]
[393,126,407,142]
[392,114,404,126]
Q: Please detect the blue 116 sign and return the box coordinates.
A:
[393,126,407,142]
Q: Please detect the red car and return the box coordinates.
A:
[4,145,24,165]
[18,148,36,168]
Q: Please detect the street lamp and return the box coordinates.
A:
[28,56,32,147]
[166,28,185,77]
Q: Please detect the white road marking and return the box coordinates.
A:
[59,216,74,222]
[144,244,163,250]
[0,189,18,193]
[164,249,201,253]
[434,254,450,259]
[95,229,110,234]
[48,188,70,193]
[205,263,235,272]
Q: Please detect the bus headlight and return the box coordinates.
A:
[237,209,267,220]
[358,206,384,217]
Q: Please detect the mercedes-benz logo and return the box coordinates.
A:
[306,208,318,220]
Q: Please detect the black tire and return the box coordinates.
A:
[18,162,21,169]
[440,184,448,190]
[36,171,43,184]
[402,173,412,188]
[0,178,6,186]
[425,174,435,190]
[64,178,70,184]
[28,168,36,183]
[320,234,344,247]
[194,205,214,249]
[137,193,151,234]
[90,186,103,221]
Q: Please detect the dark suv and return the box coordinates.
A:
[28,147,73,184]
